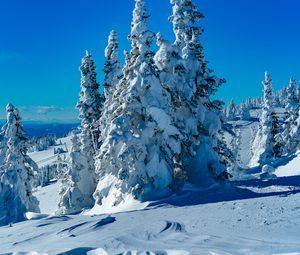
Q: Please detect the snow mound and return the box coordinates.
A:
[275,151,300,177]
[1,179,300,254]
[25,212,49,220]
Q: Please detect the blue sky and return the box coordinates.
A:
[0,0,300,122]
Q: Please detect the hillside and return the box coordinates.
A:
[1,118,300,254]
[0,0,299,254]
[1,176,300,254]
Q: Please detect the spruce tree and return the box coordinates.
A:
[155,0,229,185]
[250,72,279,166]
[272,112,283,158]
[226,99,236,121]
[57,133,96,214]
[57,51,103,214]
[239,102,251,120]
[94,0,182,206]
[77,50,105,151]
[103,30,122,100]
[231,128,242,166]
[282,78,299,154]
[100,30,123,140]
[0,104,39,225]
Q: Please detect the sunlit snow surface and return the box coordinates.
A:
[2,115,300,254]
[1,179,300,254]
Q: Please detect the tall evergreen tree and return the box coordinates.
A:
[155,0,229,185]
[103,30,122,100]
[77,50,105,151]
[239,102,251,120]
[282,78,299,154]
[57,52,103,214]
[100,31,123,140]
[226,99,236,121]
[169,0,204,50]
[250,72,279,166]
[94,0,182,207]
[0,104,39,225]
[272,112,283,158]
[57,133,96,214]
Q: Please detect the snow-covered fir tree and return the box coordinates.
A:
[99,30,123,141]
[57,132,96,214]
[226,99,236,121]
[103,30,122,100]
[157,0,229,183]
[272,112,284,158]
[281,78,299,154]
[94,0,184,207]
[238,102,251,120]
[250,72,279,166]
[0,104,39,225]
[274,86,288,108]
[230,128,241,165]
[78,127,98,197]
[58,51,104,214]
[77,50,105,151]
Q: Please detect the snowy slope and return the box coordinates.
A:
[230,119,258,167]
[1,180,300,254]
[34,181,61,214]
[230,107,286,169]
[2,114,300,254]
[29,136,72,168]
[275,151,300,177]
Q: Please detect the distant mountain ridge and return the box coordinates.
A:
[0,121,79,138]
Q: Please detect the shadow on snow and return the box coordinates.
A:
[149,175,300,208]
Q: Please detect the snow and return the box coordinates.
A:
[229,119,257,168]
[4,124,300,255]
[1,179,300,254]
[0,103,300,254]
[34,181,60,214]
[25,212,49,220]
[275,151,300,177]
[90,174,150,215]
[1,0,300,253]
[2,99,300,254]
[29,136,72,168]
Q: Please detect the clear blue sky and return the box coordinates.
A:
[0,0,300,121]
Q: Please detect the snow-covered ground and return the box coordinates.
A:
[29,136,72,168]
[34,181,61,215]
[2,118,300,254]
[1,179,300,254]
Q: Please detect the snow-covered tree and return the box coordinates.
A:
[168,0,228,182]
[78,127,98,193]
[57,51,103,214]
[169,0,204,50]
[94,0,183,207]
[274,86,288,108]
[103,30,122,100]
[0,104,39,225]
[226,99,236,121]
[77,50,105,151]
[57,133,96,215]
[231,128,242,165]
[272,112,284,158]
[285,78,299,113]
[238,102,251,120]
[250,72,279,166]
[99,30,123,140]
[281,78,299,154]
